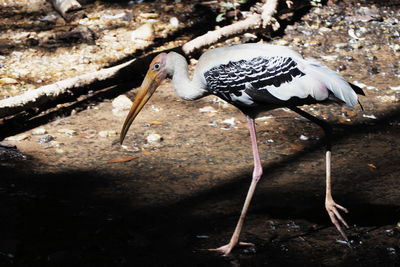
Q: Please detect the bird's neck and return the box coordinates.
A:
[167,52,207,101]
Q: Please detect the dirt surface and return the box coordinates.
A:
[1,0,400,266]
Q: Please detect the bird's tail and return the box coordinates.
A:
[305,58,360,107]
[349,82,365,96]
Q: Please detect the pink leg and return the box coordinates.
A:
[289,106,349,239]
[209,116,263,256]
[325,150,349,240]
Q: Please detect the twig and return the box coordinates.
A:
[182,0,279,54]
[0,0,281,121]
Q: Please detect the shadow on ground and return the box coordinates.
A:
[1,105,399,266]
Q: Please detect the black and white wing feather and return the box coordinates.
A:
[203,54,358,108]
[204,56,309,106]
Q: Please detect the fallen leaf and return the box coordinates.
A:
[322,114,330,119]
[5,134,29,141]
[342,108,357,117]
[338,117,353,125]
[108,156,138,163]
[290,144,304,151]
[142,149,152,155]
[367,163,377,169]
[147,121,163,125]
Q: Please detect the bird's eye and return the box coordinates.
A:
[153,63,160,71]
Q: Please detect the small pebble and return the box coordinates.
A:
[169,17,179,28]
[221,117,237,130]
[112,95,132,110]
[58,129,77,136]
[369,67,379,75]
[363,114,377,119]
[146,133,162,144]
[55,148,65,154]
[395,92,400,102]
[38,135,54,144]
[0,77,18,84]
[98,130,117,138]
[299,135,309,141]
[131,23,154,41]
[32,128,47,135]
[199,106,217,113]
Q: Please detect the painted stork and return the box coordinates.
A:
[119,43,364,255]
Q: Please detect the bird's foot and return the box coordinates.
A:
[208,241,254,256]
[325,199,349,240]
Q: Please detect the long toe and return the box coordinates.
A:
[209,244,234,256]
[325,200,349,240]
[208,242,255,256]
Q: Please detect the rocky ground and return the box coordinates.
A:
[0,0,400,266]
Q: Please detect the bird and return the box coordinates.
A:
[119,43,365,256]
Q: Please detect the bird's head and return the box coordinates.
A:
[120,53,168,144]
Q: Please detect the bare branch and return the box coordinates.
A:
[0,59,134,118]
[50,0,83,21]
[0,0,282,120]
[182,0,279,54]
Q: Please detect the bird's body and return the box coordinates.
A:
[120,43,364,256]
[168,44,361,116]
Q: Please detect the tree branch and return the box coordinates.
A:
[50,0,84,21]
[183,0,279,54]
[0,0,281,121]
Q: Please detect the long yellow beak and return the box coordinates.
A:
[120,71,160,144]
